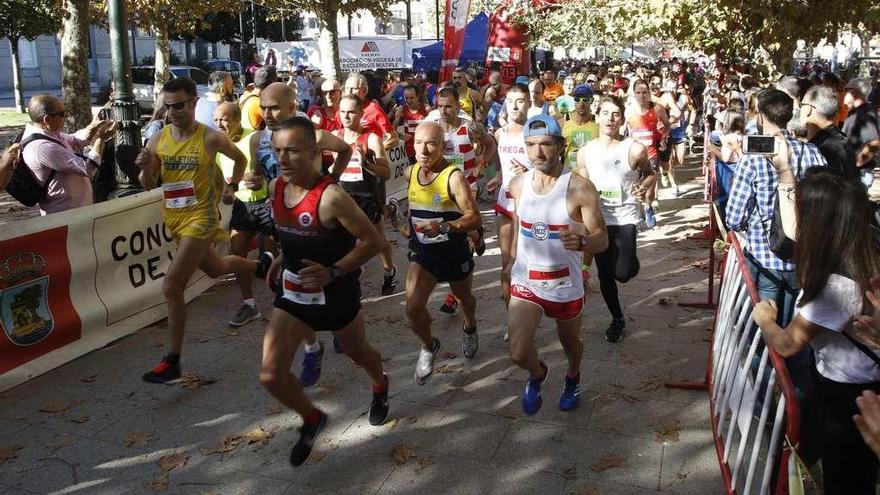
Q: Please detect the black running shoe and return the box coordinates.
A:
[142,356,182,384]
[255,251,274,279]
[605,317,626,343]
[475,227,486,256]
[381,266,398,296]
[369,373,390,426]
[290,410,329,467]
[439,294,459,314]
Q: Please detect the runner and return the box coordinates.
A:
[626,79,668,227]
[486,83,531,313]
[405,121,482,381]
[452,67,483,122]
[579,95,655,343]
[482,68,508,131]
[527,79,562,122]
[259,116,390,467]
[426,85,494,314]
[541,70,565,102]
[391,83,430,164]
[335,94,398,296]
[506,114,608,415]
[668,82,694,195]
[650,76,683,196]
[136,77,272,383]
[213,102,274,327]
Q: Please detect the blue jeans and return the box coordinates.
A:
[745,254,814,396]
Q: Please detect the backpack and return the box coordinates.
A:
[6,130,63,207]
[767,142,804,261]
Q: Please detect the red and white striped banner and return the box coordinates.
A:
[439,0,472,84]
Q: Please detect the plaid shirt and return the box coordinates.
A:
[725,133,827,271]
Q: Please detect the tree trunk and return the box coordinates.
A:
[10,38,26,113]
[153,23,170,106]
[317,10,341,81]
[60,0,93,131]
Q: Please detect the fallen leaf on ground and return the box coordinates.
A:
[638,378,664,392]
[391,445,415,465]
[384,418,399,430]
[180,373,217,390]
[0,444,24,464]
[562,465,578,480]
[265,403,283,416]
[655,422,681,443]
[124,431,156,447]
[306,449,327,464]
[145,472,169,491]
[39,402,72,413]
[159,452,189,472]
[441,352,457,359]
[222,330,238,337]
[657,298,672,306]
[243,426,276,446]
[79,375,97,383]
[416,457,434,470]
[200,435,243,455]
[435,365,464,374]
[70,416,89,424]
[590,455,626,472]
[621,393,641,403]
[576,487,601,495]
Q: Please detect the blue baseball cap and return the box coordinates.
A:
[572,84,594,99]
[515,75,531,85]
[523,115,563,139]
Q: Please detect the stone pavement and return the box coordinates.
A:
[0,157,724,494]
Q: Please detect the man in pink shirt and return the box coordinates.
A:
[20,94,115,215]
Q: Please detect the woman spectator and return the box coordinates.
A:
[754,160,880,494]
[195,71,233,128]
[708,111,744,224]
[142,98,167,144]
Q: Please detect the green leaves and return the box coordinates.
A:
[0,0,61,41]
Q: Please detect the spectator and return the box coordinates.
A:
[245,53,261,84]
[241,66,277,131]
[708,111,744,224]
[754,165,880,495]
[842,78,880,184]
[194,71,233,129]
[20,94,115,215]
[0,143,20,191]
[143,97,167,144]
[295,66,313,110]
[726,88,826,391]
[541,69,565,102]
[855,390,880,459]
[798,85,857,179]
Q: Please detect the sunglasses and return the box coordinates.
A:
[574,97,593,103]
[164,98,193,110]
[48,110,66,117]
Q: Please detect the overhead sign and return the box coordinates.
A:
[266,40,434,72]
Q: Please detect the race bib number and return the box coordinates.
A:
[412,217,449,244]
[339,152,364,182]
[595,177,624,206]
[444,154,465,172]
[162,181,196,209]
[528,264,573,290]
[282,269,326,306]
[630,129,654,146]
[566,151,579,170]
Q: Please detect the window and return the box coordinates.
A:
[17,39,39,68]
[131,68,153,85]
[188,69,210,85]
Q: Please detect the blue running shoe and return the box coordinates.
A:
[644,207,657,229]
[522,362,549,416]
[299,342,325,387]
[332,337,343,354]
[559,374,581,411]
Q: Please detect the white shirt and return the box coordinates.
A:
[797,274,880,384]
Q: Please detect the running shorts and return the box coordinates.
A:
[658,135,673,162]
[510,284,584,321]
[408,248,474,283]
[273,271,362,331]
[494,186,515,218]
[229,198,275,237]
[164,209,228,243]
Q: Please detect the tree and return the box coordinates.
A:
[0,0,60,112]
[263,0,391,81]
[61,0,93,130]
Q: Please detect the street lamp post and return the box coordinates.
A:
[107,0,142,196]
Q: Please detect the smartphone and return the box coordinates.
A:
[743,135,776,154]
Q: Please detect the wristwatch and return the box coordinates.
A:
[578,235,588,251]
[439,222,451,235]
[328,265,344,281]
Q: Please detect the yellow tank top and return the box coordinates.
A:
[216,129,266,202]
[408,162,466,248]
[459,87,475,119]
[158,123,217,214]
[562,120,599,170]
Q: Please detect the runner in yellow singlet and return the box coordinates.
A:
[452,67,483,122]
[136,77,275,384]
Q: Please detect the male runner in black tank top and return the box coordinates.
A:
[259,117,390,467]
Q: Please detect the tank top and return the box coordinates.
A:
[511,170,584,303]
[584,139,641,226]
[157,123,216,214]
[272,176,357,304]
[256,129,280,180]
[442,123,478,187]
[216,129,268,203]
[627,106,661,159]
[407,162,469,254]
[459,87,476,119]
[527,102,550,119]
[334,129,379,201]
[400,106,427,158]
[496,126,530,191]
[562,119,599,170]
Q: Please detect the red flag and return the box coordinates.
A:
[439,0,472,84]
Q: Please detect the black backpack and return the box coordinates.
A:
[6,131,63,207]
[767,142,804,261]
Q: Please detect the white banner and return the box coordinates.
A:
[266,39,434,73]
[0,191,225,391]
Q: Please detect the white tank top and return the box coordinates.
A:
[584,138,641,226]
[511,170,584,303]
[496,125,530,191]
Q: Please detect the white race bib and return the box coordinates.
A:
[339,151,364,182]
[282,269,326,306]
[594,176,624,206]
[528,264,573,290]
[412,217,449,244]
[162,181,196,209]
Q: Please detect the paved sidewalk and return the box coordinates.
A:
[0,157,723,494]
